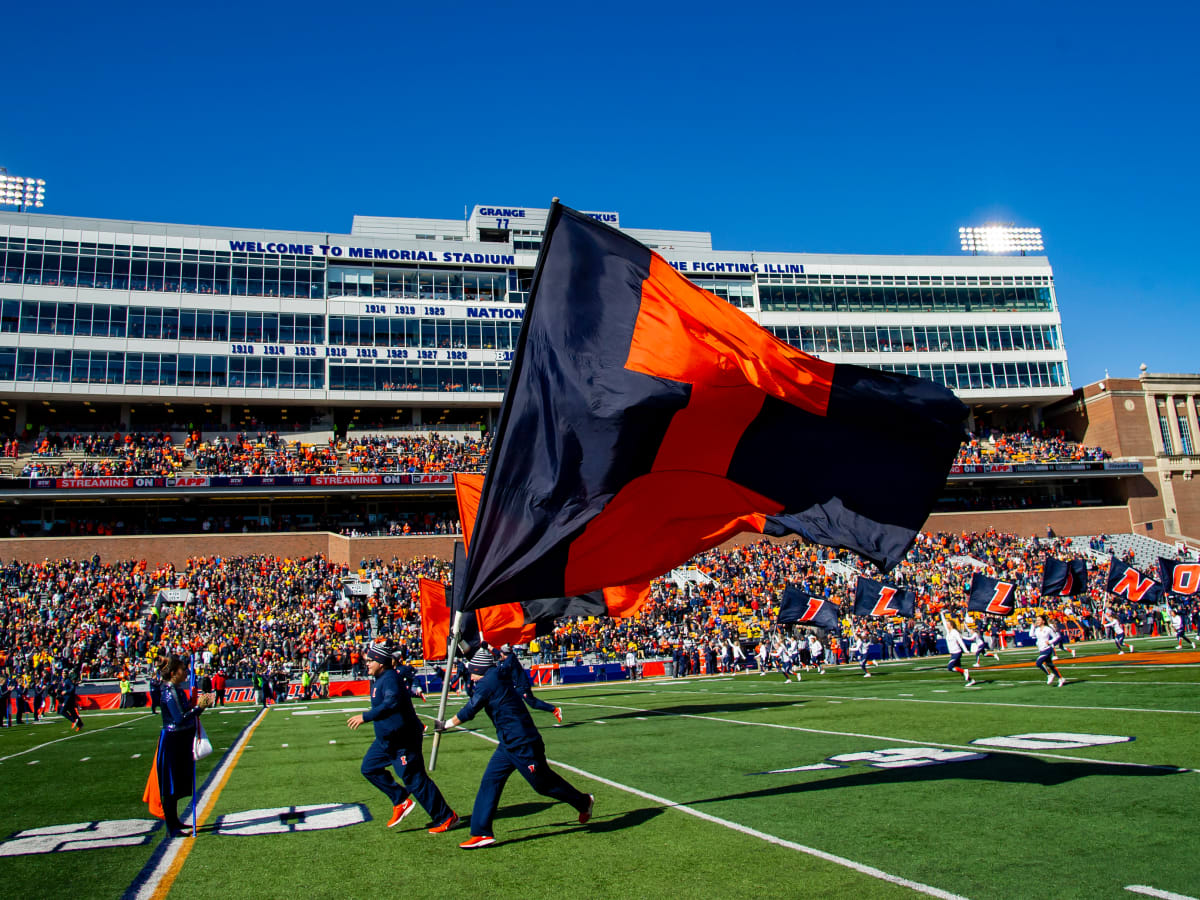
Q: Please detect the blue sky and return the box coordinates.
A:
[4,1,1197,385]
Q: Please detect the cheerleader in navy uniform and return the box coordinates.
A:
[155,655,214,838]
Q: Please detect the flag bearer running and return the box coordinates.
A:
[436,646,593,849]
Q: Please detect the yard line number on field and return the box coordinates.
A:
[423,715,968,900]
[561,698,1194,773]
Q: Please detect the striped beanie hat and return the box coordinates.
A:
[467,646,495,674]
[365,639,394,663]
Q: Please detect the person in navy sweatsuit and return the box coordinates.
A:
[347,639,456,833]
[437,646,593,849]
[498,644,562,723]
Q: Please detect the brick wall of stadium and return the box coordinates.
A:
[0,506,1137,566]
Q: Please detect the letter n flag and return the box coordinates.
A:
[460,204,968,612]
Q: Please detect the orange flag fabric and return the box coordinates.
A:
[143,754,164,819]
[419,578,451,661]
[453,473,651,635]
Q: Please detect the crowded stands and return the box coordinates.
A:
[2,533,1195,690]
[956,426,1111,465]
[21,431,184,478]
[2,426,1114,478]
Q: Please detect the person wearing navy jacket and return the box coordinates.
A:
[156,654,214,838]
[437,646,593,849]
[498,644,562,723]
[56,672,84,731]
[347,639,457,833]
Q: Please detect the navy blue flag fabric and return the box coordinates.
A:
[1106,557,1163,604]
[967,573,1018,617]
[852,577,916,618]
[449,542,481,648]
[1158,557,1200,596]
[1041,557,1089,596]
[459,203,968,612]
[521,593,610,636]
[778,587,840,629]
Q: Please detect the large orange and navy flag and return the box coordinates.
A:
[460,204,968,612]
[452,473,650,645]
[852,577,915,618]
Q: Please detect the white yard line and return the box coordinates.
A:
[128,707,268,900]
[1126,885,1198,900]
[765,692,1200,717]
[420,714,969,900]
[0,715,153,764]
[560,699,1195,772]
[615,685,1200,717]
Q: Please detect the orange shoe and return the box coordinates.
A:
[459,834,495,849]
[387,798,416,828]
[553,707,563,724]
[429,812,459,834]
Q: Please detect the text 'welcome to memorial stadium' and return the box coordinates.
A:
[1,202,1178,557]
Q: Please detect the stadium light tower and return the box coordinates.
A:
[0,168,47,212]
[958,225,1042,255]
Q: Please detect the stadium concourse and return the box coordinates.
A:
[0,425,1123,538]
[5,424,1093,474]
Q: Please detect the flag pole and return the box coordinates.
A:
[428,610,463,771]
[189,663,198,838]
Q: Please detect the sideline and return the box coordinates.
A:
[421,714,969,900]
[0,715,152,763]
[561,698,1196,773]
[123,706,269,900]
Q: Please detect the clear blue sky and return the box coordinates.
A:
[4,1,1197,386]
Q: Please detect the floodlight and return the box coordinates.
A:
[958,224,1042,255]
[0,169,47,211]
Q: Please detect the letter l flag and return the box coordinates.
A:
[778,587,840,629]
[967,573,1017,617]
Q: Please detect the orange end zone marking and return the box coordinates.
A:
[983,650,1200,670]
[150,709,270,900]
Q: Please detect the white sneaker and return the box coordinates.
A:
[1069,648,1076,657]
[863,672,872,678]
[964,678,976,687]
[1047,673,1055,685]
[1057,676,1066,687]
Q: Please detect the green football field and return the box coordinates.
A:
[2,637,1197,900]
